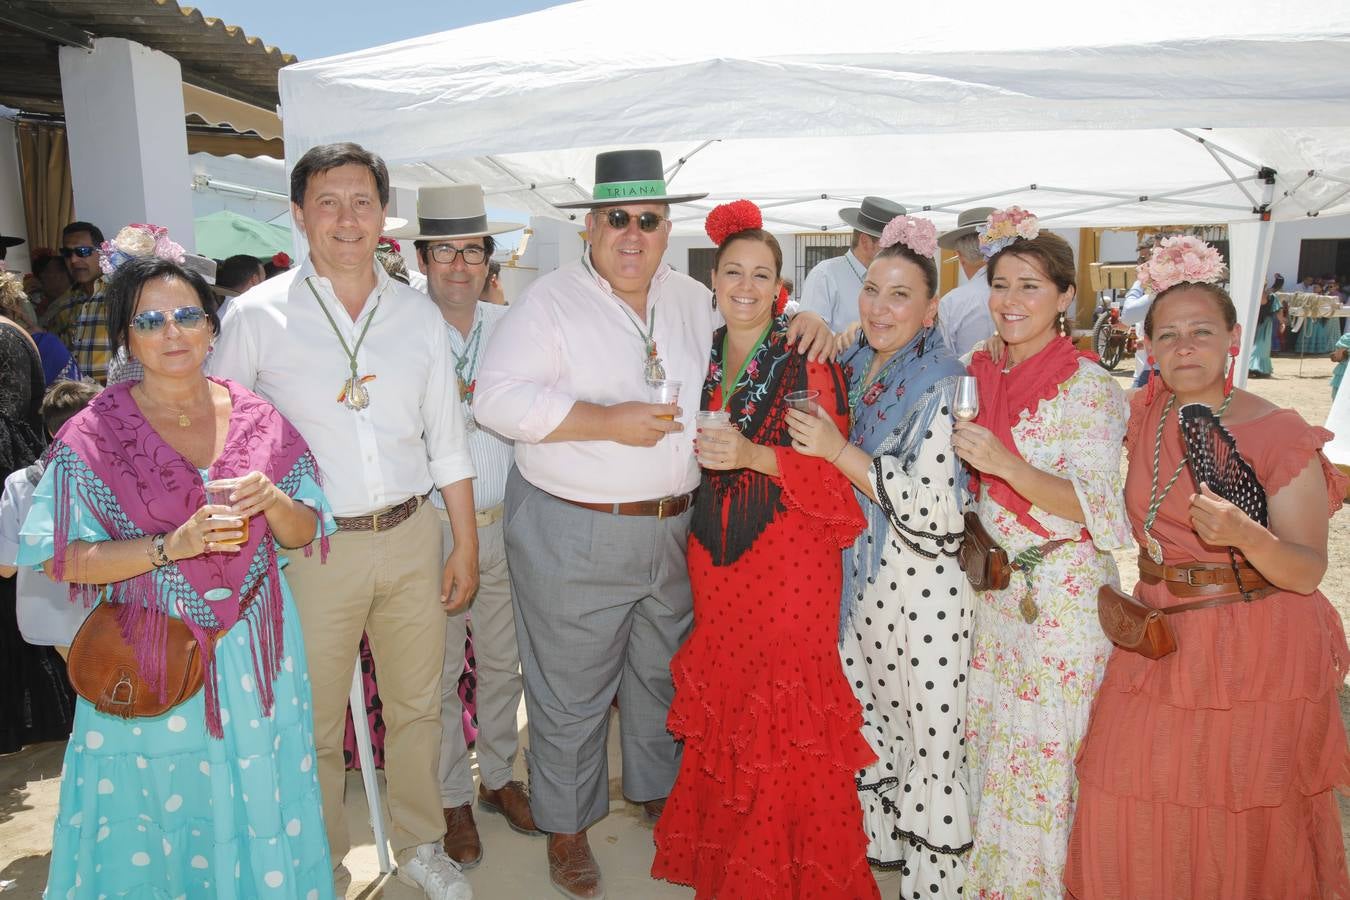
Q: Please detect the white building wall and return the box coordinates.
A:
[0,115,31,273]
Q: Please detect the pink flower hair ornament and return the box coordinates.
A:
[878,215,938,259]
[1136,235,1226,295]
[98,223,186,275]
[977,206,1040,259]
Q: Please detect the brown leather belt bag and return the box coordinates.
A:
[67,602,206,719]
[958,511,1011,591]
[1097,555,1276,660]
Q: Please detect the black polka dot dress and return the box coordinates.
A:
[839,404,973,898]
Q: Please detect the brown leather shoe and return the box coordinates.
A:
[441,804,482,869]
[478,780,544,835]
[547,831,604,899]
[642,797,667,823]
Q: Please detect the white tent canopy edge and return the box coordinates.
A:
[277,0,1350,384]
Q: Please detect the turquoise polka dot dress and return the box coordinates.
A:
[19,467,338,900]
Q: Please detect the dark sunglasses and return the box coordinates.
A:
[60,245,97,258]
[131,306,209,334]
[602,209,667,233]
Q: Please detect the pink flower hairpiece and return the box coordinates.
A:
[1136,235,1226,295]
[99,223,185,275]
[977,206,1040,259]
[878,215,938,259]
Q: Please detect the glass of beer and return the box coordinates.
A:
[650,380,682,420]
[204,478,248,545]
[953,375,980,422]
[695,410,733,466]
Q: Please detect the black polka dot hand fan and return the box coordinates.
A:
[1177,403,1268,527]
[1178,402,1267,598]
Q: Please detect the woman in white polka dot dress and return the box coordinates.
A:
[16,256,337,899]
[789,216,973,898]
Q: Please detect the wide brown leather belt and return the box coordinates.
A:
[553,490,696,519]
[1137,555,1277,610]
[333,495,425,533]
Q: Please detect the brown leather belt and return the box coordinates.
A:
[552,490,696,519]
[1137,555,1277,610]
[333,495,425,533]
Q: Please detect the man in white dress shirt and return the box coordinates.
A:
[799,195,907,332]
[474,149,834,899]
[209,143,478,900]
[390,185,540,868]
[936,206,997,358]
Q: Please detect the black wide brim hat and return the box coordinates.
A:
[0,234,24,249]
[554,149,708,210]
[838,196,907,237]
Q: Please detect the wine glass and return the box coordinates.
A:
[953,375,979,422]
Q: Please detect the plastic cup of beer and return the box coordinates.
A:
[203,478,248,545]
[695,409,733,466]
[785,389,820,414]
[650,380,682,420]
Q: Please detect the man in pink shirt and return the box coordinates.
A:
[474,149,832,898]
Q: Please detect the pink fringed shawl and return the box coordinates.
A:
[48,377,327,736]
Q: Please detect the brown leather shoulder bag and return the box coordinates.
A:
[66,602,206,719]
[959,510,1011,592]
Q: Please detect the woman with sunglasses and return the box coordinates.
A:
[17,254,340,899]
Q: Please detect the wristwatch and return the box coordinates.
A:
[149,533,171,568]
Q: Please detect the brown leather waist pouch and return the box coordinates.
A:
[1097,585,1177,659]
[959,511,1011,592]
[67,603,206,719]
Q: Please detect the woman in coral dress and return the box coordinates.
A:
[652,201,876,899]
[1065,240,1350,899]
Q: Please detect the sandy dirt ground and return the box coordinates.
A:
[0,355,1345,896]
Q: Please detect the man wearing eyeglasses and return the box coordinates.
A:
[389,186,539,870]
[48,221,110,382]
[474,149,834,899]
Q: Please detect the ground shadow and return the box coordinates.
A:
[0,852,52,899]
[0,742,64,827]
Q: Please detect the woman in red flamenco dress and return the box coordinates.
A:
[651,201,879,899]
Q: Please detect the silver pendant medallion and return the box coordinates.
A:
[1145,531,1164,565]
[645,358,667,385]
[341,377,371,411]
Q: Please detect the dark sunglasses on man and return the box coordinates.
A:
[602,209,668,233]
[60,245,97,258]
[131,306,209,334]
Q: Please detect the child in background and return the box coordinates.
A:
[0,379,102,657]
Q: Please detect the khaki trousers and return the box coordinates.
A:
[283,500,446,866]
[437,506,523,807]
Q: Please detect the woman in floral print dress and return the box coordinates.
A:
[950,213,1129,898]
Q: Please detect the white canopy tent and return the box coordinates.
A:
[277,0,1350,380]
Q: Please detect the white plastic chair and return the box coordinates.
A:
[350,661,392,873]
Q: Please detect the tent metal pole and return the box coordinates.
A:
[1314,173,1350,187]
[421,162,463,184]
[1174,129,1264,172]
[1232,179,1277,387]
[1268,172,1316,213]
[483,179,577,196]
[1197,142,1260,208]
[664,140,717,184]
[1310,183,1350,216]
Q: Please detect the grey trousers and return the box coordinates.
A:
[503,467,694,834]
[437,507,523,807]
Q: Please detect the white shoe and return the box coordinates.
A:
[397,842,474,900]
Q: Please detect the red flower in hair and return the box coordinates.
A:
[271,252,292,268]
[775,284,789,316]
[704,199,763,246]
